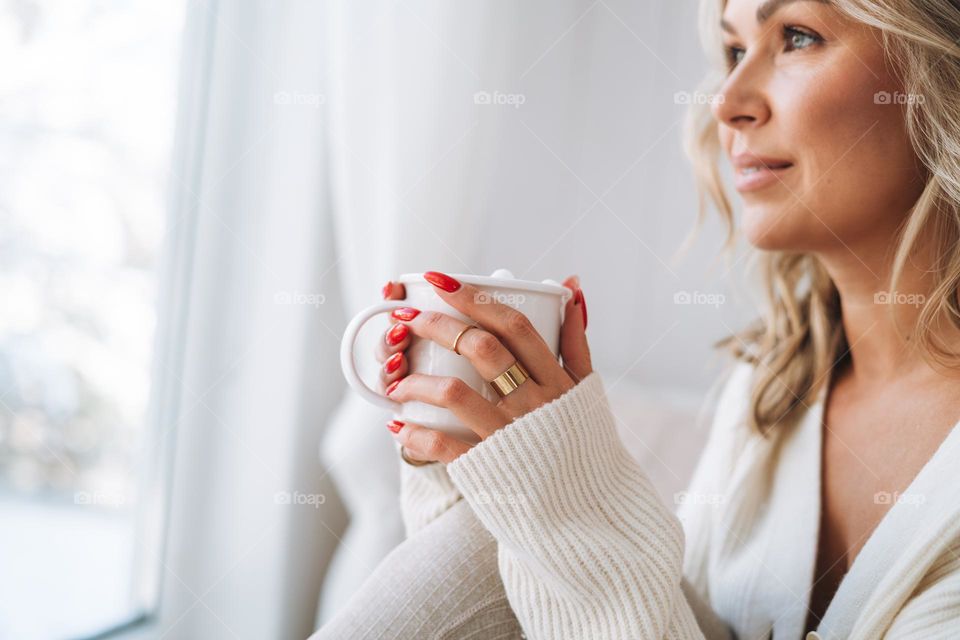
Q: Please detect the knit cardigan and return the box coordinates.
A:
[398,364,960,640]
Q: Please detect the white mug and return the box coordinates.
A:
[340,269,572,443]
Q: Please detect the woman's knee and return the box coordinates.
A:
[313,500,523,639]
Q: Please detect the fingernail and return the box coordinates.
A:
[563,275,580,291]
[391,307,420,321]
[423,271,461,293]
[386,322,409,345]
[385,352,403,374]
[575,288,587,329]
[381,281,394,299]
[386,419,404,433]
[385,378,403,395]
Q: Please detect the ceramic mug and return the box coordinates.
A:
[339,269,572,443]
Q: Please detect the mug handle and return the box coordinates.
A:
[340,301,408,412]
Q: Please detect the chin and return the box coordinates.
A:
[740,203,808,251]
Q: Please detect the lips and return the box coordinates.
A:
[732,153,793,170]
[731,153,794,193]
[740,161,792,174]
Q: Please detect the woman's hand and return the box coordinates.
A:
[379,271,591,464]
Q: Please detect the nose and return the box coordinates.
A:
[711,63,771,130]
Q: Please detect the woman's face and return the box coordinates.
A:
[713,0,926,255]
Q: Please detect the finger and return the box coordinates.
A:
[382,280,407,302]
[382,280,407,327]
[375,321,411,363]
[385,374,511,439]
[387,419,472,464]
[420,271,569,388]
[378,351,409,390]
[392,309,528,385]
[560,277,593,383]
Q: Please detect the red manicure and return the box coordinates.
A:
[385,378,403,395]
[386,322,409,345]
[381,281,394,299]
[391,307,420,321]
[575,288,588,329]
[386,420,405,433]
[424,271,461,293]
[385,352,403,374]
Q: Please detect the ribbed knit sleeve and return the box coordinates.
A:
[396,442,462,538]
[445,370,718,639]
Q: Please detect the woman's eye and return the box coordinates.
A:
[725,45,745,70]
[783,26,821,51]
[723,26,820,71]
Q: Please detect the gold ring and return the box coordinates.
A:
[400,445,433,467]
[489,360,530,397]
[451,324,481,355]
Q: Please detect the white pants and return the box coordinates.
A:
[311,499,524,640]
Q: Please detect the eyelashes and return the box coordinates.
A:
[723,25,824,71]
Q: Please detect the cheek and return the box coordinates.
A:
[757,58,924,249]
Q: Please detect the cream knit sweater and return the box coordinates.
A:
[398,364,960,640]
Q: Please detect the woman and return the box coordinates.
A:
[315,0,960,638]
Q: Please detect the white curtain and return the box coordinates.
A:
[158,2,343,639]
[156,0,740,638]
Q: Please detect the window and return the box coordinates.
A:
[0,3,185,638]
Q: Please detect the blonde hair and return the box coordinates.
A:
[684,0,960,434]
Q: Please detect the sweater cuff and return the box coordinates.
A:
[447,371,672,538]
[397,441,462,537]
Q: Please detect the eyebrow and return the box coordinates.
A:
[720,0,829,35]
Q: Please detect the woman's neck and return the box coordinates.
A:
[817,236,960,384]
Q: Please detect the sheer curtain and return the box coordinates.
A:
[157,2,343,639]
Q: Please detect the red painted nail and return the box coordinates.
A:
[385,378,403,395]
[576,288,588,329]
[385,352,403,374]
[391,307,420,321]
[424,271,461,293]
[386,420,405,433]
[386,322,409,345]
[382,281,394,299]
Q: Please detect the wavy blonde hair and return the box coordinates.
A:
[684,0,960,434]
